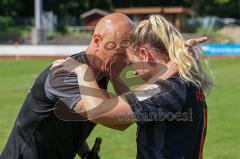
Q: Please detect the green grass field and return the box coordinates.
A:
[0,58,240,159]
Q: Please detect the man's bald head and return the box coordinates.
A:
[86,13,134,77]
[94,13,134,36]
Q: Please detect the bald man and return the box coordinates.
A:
[1,13,134,159]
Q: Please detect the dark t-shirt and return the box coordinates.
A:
[1,52,108,159]
[124,77,207,159]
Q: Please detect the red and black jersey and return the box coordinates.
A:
[124,76,207,159]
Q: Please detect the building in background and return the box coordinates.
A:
[81,8,109,27]
[115,7,192,32]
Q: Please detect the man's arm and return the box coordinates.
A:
[74,63,176,126]
[74,102,132,131]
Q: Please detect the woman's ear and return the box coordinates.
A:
[139,48,154,62]
[139,48,149,62]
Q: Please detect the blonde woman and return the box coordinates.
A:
[53,15,213,159]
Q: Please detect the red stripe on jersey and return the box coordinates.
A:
[199,108,207,159]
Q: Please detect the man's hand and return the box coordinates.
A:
[185,37,208,48]
[185,37,208,59]
[109,53,129,79]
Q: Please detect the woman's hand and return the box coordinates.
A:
[51,57,86,76]
[50,58,67,70]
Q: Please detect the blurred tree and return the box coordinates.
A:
[44,0,111,27]
[0,0,33,17]
[0,0,239,21]
[190,0,240,18]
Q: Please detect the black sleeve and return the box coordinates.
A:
[124,78,187,124]
[45,71,81,109]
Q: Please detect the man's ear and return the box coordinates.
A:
[93,34,101,51]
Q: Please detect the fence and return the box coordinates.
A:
[0,44,240,58]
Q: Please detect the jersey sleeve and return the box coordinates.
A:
[45,71,81,109]
[123,78,187,124]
